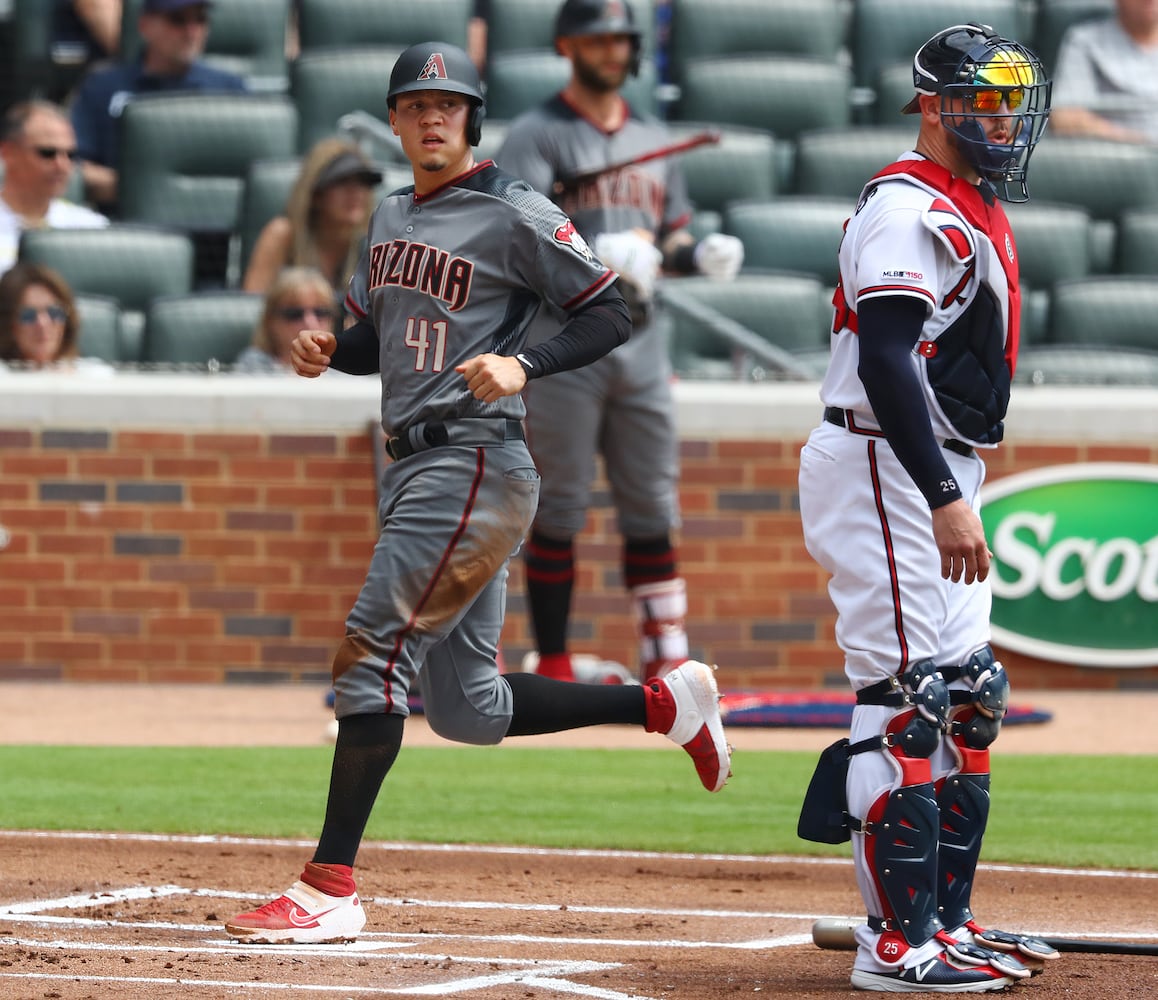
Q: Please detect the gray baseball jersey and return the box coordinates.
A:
[345,159,615,436]
[497,96,692,538]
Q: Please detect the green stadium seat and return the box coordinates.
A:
[666,124,781,213]
[793,126,915,198]
[237,158,301,278]
[1116,210,1158,276]
[291,47,404,155]
[1027,136,1158,219]
[142,291,264,367]
[1016,344,1158,386]
[18,224,196,362]
[674,56,851,139]
[1018,284,1050,347]
[723,197,849,287]
[296,0,471,51]
[667,0,845,85]
[75,294,124,364]
[1004,201,1095,288]
[1047,276,1158,352]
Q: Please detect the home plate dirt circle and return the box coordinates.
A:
[1,831,1154,1000]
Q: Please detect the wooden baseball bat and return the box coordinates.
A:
[811,917,1158,956]
[552,131,721,196]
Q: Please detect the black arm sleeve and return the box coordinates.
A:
[515,285,631,379]
[329,319,380,375]
[857,296,963,509]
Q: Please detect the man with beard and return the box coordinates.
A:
[497,0,744,686]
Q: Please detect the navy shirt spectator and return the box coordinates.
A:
[69,0,247,211]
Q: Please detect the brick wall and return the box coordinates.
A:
[2,420,1155,691]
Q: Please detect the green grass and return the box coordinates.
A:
[1,746,1154,871]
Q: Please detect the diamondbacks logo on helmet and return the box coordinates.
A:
[553,219,593,261]
[418,53,449,82]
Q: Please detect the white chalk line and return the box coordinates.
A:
[2,828,1154,880]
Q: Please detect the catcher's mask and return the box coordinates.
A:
[386,41,486,146]
[902,23,1051,203]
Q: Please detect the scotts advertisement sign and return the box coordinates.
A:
[981,464,1158,667]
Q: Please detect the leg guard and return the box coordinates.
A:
[631,577,689,682]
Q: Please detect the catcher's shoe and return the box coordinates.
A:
[647,660,732,792]
[851,948,1017,993]
[225,880,365,944]
[955,919,1060,967]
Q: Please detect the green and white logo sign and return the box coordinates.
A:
[981,463,1158,667]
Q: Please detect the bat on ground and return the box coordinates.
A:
[811,917,1158,956]
[552,131,721,197]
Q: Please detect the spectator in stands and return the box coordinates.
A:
[242,138,382,297]
[1051,0,1158,144]
[0,262,108,372]
[467,0,490,73]
[68,0,248,211]
[234,266,337,373]
[0,101,108,275]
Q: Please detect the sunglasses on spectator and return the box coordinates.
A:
[164,9,210,27]
[18,305,68,325]
[32,146,79,162]
[276,306,335,322]
[970,88,1025,113]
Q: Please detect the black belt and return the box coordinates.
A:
[384,418,524,461]
[823,407,973,458]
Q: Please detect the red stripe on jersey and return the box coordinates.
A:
[562,268,617,310]
[867,440,909,670]
[345,291,366,320]
[413,160,496,203]
[859,284,936,305]
[941,261,975,309]
[938,222,973,260]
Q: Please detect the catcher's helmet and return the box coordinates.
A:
[902,23,1050,202]
[554,0,642,76]
[386,41,486,146]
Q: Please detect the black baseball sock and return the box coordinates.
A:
[624,534,677,589]
[524,531,574,655]
[504,671,645,734]
[313,712,404,867]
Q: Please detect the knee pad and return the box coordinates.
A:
[951,645,1009,750]
[896,658,950,758]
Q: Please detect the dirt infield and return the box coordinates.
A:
[1,684,1156,997]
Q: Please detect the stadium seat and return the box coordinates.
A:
[663,124,781,213]
[873,62,919,125]
[674,56,852,139]
[1116,209,1158,276]
[142,291,264,367]
[11,0,81,101]
[1047,276,1158,352]
[661,271,829,380]
[793,126,915,198]
[1004,201,1095,288]
[1033,0,1115,75]
[851,0,1028,91]
[1019,284,1050,347]
[75,294,124,364]
[120,0,292,91]
[1016,344,1158,386]
[291,47,404,155]
[723,197,849,287]
[117,93,298,234]
[667,0,845,84]
[484,0,657,58]
[296,0,471,50]
[18,225,195,362]
[1027,136,1158,219]
[236,158,302,278]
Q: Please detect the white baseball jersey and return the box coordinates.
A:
[821,152,1020,447]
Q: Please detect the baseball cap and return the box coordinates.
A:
[143,0,214,13]
[901,22,1003,114]
[313,150,383,192]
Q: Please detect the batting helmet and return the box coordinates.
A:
[902,22,1051,202]
[554,0,642,76]
[386,41,486,146]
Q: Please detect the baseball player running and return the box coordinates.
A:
[496,0,744,685]
[225,41,731,946]
[797,24,1059,993]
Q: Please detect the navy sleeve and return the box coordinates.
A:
[857,296,964,509]
[329,319,380,375]
[516,285,630,378]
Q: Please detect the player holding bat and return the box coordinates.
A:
[497,0,745,685]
